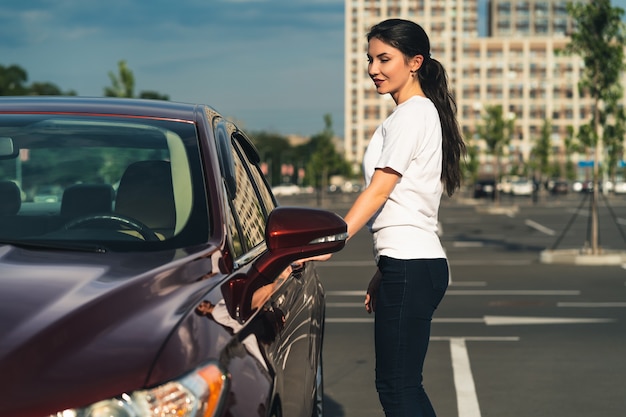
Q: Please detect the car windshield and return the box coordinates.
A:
[0,114,208,252]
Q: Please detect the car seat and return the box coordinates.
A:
[114,160,176,239]
[61,184,114,219]
[0,181,21,216]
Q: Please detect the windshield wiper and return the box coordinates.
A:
[0,239,108,253]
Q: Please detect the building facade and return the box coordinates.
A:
[488,0,575,37]
[344,0,623,178]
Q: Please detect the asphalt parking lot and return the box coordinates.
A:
[279,191,626,417]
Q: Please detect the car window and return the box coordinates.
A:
[0,114,208,251]
[228,137,266,252]
[245,148,276,215]
[226,202,245,259]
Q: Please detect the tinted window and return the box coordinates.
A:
[226,202,245,259]
[246,152,276,215]
[229,138,265,251]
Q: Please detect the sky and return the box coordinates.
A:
[0,0,345,137]
[2,1,626,138]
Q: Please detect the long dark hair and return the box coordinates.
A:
[367,18,465,197]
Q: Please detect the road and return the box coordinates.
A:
[280,191,626,417]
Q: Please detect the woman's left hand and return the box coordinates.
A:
[365,269,382,314]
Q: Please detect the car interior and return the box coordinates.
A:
[0,115,207,251]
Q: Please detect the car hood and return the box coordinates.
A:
[0,243,223,415]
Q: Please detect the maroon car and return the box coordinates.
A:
[0,96,347,417]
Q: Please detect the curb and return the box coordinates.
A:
[540,249,626,266]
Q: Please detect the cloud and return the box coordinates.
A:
[0,0,345,136]
[1,0,343,45]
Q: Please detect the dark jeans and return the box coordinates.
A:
[374,256,449,417]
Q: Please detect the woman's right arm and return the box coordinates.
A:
[296,166,400,264]
[344,167,400,239]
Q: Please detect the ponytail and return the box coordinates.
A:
[419,58,466,197]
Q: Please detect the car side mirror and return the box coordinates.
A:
[222,206,347,322]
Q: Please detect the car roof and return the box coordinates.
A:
[0,96,210,122]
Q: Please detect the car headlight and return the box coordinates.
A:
[52,362,229,417]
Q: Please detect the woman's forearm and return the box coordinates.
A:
[344,168,400,239]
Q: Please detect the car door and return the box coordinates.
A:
[222,125,320,417]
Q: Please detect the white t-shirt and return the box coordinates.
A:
[362,95,446,261]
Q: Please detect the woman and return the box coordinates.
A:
[307,18,465,416]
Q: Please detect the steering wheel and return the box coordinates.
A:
[63,213,160,242]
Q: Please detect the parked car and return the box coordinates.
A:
[473,178,496,199]
[613,180,626,194]
[546,179,569,195]
[497,175,517,194]
[573,180,612,193]
[271,183,301,196]
[510,178,534,196]
[0,96,347,417]
[573,180,594,193]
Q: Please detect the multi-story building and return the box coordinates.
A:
[488,0,575,37]
[344,0,623,178]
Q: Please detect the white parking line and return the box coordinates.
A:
[431,337,519,417]
[483,315,614,325]
[450,338,482,417]
[325,317,373,323]
[431,336,520,342]
[451,260,534,266]
[325,316,614,325]
[558,302,626,308]
[326,289,580,297]
[326,290,368,296]
[326,302,364,308]
[445,290,580,296]
[524,219,556,236]
[319,259,536,267]
[453,241,484,247]
[450,281,487,287]
[315,261,376,267]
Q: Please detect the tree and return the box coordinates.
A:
[604,119,625,182]
[303,114,351,205]
[461,127,479,186]
[531,119,552,185]
[602,89,626,183]
[0,64,28,95]
[563,126,579,181]
[250,131,292,186]
[139,91,169,100]
[250,115,351,193]
[477,104,514,203]
[463,138,480,185]
[104,60,170,101]
[0,64,76,96]
[29,82,76,96]
[104,60,135,98]
[564,0,626,254]
[306,115,351,185]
